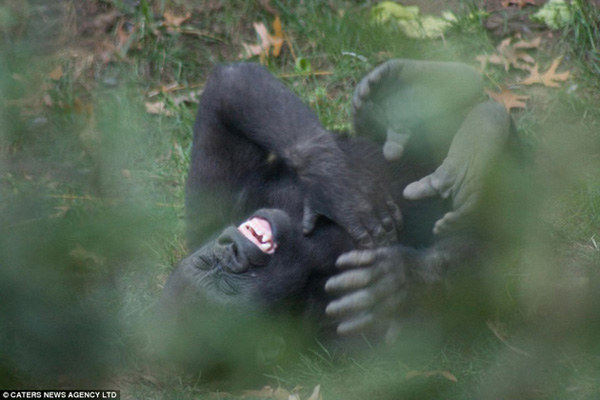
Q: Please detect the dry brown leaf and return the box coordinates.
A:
[271,16,284,57]
[145,101,173,116]
[240,16,285,63]
[49,65,64,80]
[513,36,541,50]
[485,86,529,112]
[272,387,290,400]
[501,0,537,8]
[405,370,458,383]
[116,20,136,52]
[163,11,191,28]
[477,36,538,72]
[520,57,570,88]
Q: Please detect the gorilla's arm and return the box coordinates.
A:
[187,63,400,248]
[352,59,484,161]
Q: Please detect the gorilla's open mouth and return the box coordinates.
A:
[238,217,278,254]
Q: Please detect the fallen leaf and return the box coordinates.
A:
[163,11,191,28]
[501,0,537,9]
[371,2,455,39]
[476,37,537,72]
[271,16,284,57]
[520,57,570,87]
[531,0,575,29]
[306,385,322,400]
[240,16,285,63]
[145,101,173,116]
[48,65,64,80]
[512,36,542,50]
[405,370,458,383]
[485,86,529,111]
[273,387,290,400]
[116,20,136,53]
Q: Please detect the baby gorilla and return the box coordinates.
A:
[160,60,517,345]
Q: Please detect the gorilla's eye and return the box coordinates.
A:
[238,217,277,254]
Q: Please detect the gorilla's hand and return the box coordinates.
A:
[324,246,416,337]
[291,135,402,248]
[403,101,511,235]
[352,59,484,162]
[302,166,402,248]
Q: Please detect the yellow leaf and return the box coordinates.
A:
[145,101,173,116]
[49,66,64,80]
[271,16,284,57]
[240,17,286,62]
[513,36,542,50]
[371,2,454,39]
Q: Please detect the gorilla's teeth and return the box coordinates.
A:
[237,217,277,254]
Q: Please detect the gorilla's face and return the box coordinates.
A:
[171,208,322,310]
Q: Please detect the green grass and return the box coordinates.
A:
[1,0,600,398]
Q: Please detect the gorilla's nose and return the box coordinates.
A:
[215,226,270,273]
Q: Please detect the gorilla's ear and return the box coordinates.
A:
[352,59,483,146]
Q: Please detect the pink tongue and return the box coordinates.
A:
[237,217,276,254]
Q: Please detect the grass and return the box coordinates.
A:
[1,0,600,398]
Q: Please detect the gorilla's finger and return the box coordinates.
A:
[337,212,374,248]
[336,249,377,269]
[433,209,467,235]
[383,140,404,161]
[385,198,403,230]
[326,290,374,317]
[337,313,374,336]
[372,225,389,247]
[325,268,374,293]
[358,80,370,100]
[355,230,375,249]
[302,200,319,235]
[385,320,403,345]
[403,173,442,200]
[381,215,395,236]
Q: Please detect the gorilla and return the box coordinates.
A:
[160,60,519,344]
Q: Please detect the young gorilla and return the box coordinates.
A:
[160,60,516,342]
